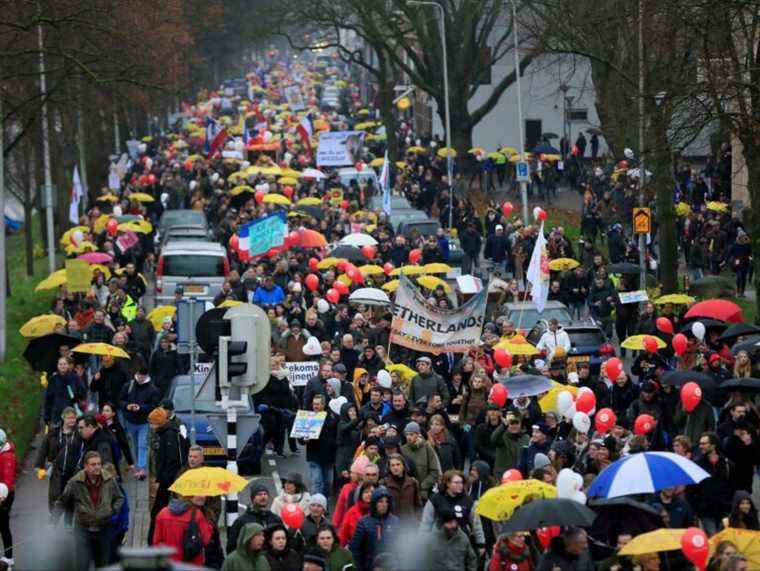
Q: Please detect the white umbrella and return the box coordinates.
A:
[301,168,326,180]
[348,287,391,306]
[339,233,378,247]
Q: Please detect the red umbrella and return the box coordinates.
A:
[298,229,328,248]
[78,252,113,264]
[684,299,744,323]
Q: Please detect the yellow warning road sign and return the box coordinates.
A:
[633,207,651,234]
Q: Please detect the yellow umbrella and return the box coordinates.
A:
[317,257,346,270]
[297,197,322,206]
[65,241,98,255]
[548,258,580,272]
[468,147,486,155]
[370,157,385,167]
[423,263,452,274]
[407,146,427,154]
[395,161,408,170]
[437,147,457,158]
[654,294,695,305]
[73,343,130,359]
[337,274,352,286]
[706,201,729,212]
[417,275,451,292]
[385,363,417,381]
[19,314,67,338]
[494,335,539,356]
[621,334,667,351]
[169,467,249,496]
[359,264,385,276]
[230,185,255,197]
[280,168,302,178]
[390,265,425,276]
[618,529,688,556]
[95,194,119,203]
[539,382,579,413]
[675,202,691,216]
[59,226,90,247]
[357,108,370,115]
[129,192,155,203]
[382,279,399,292]
[262,193,292,206]
[541,154,562,162]
[499,146,518,155]
[147,306,177,331]
[476,480,557,521]
[186,154,204,163]
[117,220,153,234]
[278,177,299,186]
[709,528,760,568]
[228,171,247,184]
[218,299,242,308]
[35,269,68,291]
[93,215,111,234]
[250,165,282,177]
[91,264,111,279]
[509,153,533,163]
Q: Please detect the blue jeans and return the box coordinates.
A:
[308,462,333,498]
[125,420,149,471]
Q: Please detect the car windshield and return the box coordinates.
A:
[171,384,241,412]
[161,211,205,229]
[163,255,224,277]
[511,308,572,330]
[569,330,606,348]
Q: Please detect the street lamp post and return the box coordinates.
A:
[509,0,529,224]
[407,1,453,229]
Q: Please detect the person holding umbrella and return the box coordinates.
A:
[44,357,86,429]
[536,527,593,571]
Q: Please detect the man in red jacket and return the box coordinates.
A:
[0,429,16,568]
[152,495,213,566]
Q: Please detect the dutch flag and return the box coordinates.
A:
[297,114,313,155]
[204,116,218,154]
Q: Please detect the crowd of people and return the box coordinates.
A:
[2,51,756,571]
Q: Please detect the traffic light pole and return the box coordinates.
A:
[224,387,241,527]
[188,298,198,445]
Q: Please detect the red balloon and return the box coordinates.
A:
[347,268,364,285]
[493,349,512,369]
[680,381,703,413]
[594,408,617,434]
[288,231,300,247]
[106,218,118,237]
[500,469,523,484]
[336,261,348,273]
[536,526,560,550]
[229,234,239,252]
[409,249,422,264]
[656,317,674,335]
[326,288,340,304]
[334,281,350,296]
[361,245,376,259]
[147,174,157,185]
[383,262,394,275]
[281,503,305,530]
[681,527,709,571]
[354,162,364,171]
[308,257,319,271]
[575,390,597,414]
[501,201,514,217]
[605,357,623,381]
[643,335,659,354]
[255,190,265,204]
[305,274,320,292]
[340,200,349,210]
[634,414,656,436]
[489,384,509,408]
[672,333,688,357]
[282,186,294,198]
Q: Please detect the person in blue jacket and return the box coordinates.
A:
[349,486,400,571]
[252,275,285,307]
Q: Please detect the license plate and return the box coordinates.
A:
[204,446,225,456]
[568,356,589,364]
[183,284,204,294]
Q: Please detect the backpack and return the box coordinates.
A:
[182,508,204,561]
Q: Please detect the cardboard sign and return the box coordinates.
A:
[290,410,327,439]
[65,259,92,293]
[316,131,365,167]
[116,230,139,254]
[633,207,651,234]
[246,212,287,257]
[285,361,319,388]
[618,290,649,304]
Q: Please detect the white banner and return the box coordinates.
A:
[285,361,319,387]
[390,275,488,354]
[316,131,365,167]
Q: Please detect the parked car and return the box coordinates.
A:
[159,224,211,251]
[395,215,464,267]
[169,374,263,475]
[158,209,207,238]
[155,240,228,303]
[526,320,611,374]
[502,301,573,334]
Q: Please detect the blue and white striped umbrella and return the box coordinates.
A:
[588,452,710,498]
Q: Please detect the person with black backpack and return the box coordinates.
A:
[152,495,213,566]
[147,406,188,546]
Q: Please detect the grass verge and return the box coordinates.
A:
[0,216,55,460]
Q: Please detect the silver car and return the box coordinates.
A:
[155,240,228,303]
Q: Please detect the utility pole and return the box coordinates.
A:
[113,101,121,155]
[637,0,647,290]
[77,87,89,212]
[511,0,529,224]
[37,12,55,275]
[0,93,6,364]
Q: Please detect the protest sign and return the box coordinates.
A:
[316,131,365,167]
[390,275,488,354]
[285,361,320,388]
[284,85,305,111]
[618,290,649,304]
[116,231,139,254]
[290,410,327,439]
[65,259,92,293]
[246,212,287,257]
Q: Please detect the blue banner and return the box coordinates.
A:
[247,211,287,257]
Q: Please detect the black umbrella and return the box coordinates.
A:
[731,336,760,356]
[589,497,664,545]
[497,499,597,532]
[500,375,554,398]
[607,262,647,275]
[293,205,324,220]
[660,370,719,402]
[532,143,561,154]
[720,377,760,393]
[329,245,365,263]
[23,333,82,372]
[718,323,760,343]
[679,318,727,334]
[541,133,560,140]
[586,128,603,135]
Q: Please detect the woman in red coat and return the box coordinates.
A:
[0,429,16,566]
[488,532,535,571]
[152,496,213,566]
[338,482,374,547]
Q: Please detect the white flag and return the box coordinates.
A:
[69,166,84,224]
[379,150,391,217]
[526,221,550,313]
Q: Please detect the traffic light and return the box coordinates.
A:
[220,303,271,393]
[218,336,248,388]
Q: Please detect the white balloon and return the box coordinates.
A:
[138,142,147,154]
[329,396,348,416]
[556,468,582,499]
[533,206,543,220]
[692,321,706,341]
[564,403,576,421]
[572,411,591,434]
[573,490,587,505]
[316,299,330,314]
[145,158,153,170]
[377,370,392,389]
[71,230,84,246]
[556,391,574,415]
[578,386,593,397]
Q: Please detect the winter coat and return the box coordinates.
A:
[221,523,271,571]
[336,403,362,475]
[421,491,486,546]
[149,348,181,397]
[129,317,155,355]
[409,370,450,407]
[0,442,16,492]
[80,427,116,468]
[485,234,509,263]
[305,410,338,465]
[91,361,129,407]
[401,439,442,495]
[349,488,400,571]
[384,472,422,519]
[119,377,161,424]
[44,372,86,424]
[339,500,370,546]
[226,507,283,555]
[491,424,529,479]
[280,332,308,362]
[460,387,488,426]
[427,527,478,571]
[691,453,735,519]
[325,544,355,571]
[265,548,301,571]
[674,400,715,445]
[333,481,358,530]
[475,421,499,468]
[153,423,186,488]
[300,513,330,546]
[724,434,760,492]
[610,381,639,420]
[105,418,135,466]
[153,499,213,566]
[36,429,79,507]
[536,540,594,571]
[54,468,124,531]
[432,432,462,472]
